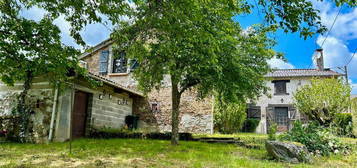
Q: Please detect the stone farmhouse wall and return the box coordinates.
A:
[254,78,311,134]
[82,45,214,134]
[0,79,55,143]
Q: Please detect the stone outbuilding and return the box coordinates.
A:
[0,72,143,142]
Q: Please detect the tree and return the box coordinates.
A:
[0,0,85,141]
[294,78,351,127]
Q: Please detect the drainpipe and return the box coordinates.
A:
[48,85,59,141]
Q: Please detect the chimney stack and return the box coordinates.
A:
[315,48,324,70]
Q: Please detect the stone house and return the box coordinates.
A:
[0,72,143,142]
[80,39,214,134]
[250,49,343,133]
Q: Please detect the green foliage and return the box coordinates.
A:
[352,98,357,136]
[268,123,277,141]
[332,113,353,137]
[242,118,260,133]
[214,100,247,134]
[280,121,350,156]
[294,78,351,127]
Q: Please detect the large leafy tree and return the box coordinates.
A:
[294,78,351,127]
[111,0,355,145]
[1,0,356,144]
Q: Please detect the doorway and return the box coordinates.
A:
[72,90,89,138]
[274,107,289,132]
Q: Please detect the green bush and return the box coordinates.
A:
[242,118,260,133]
[268,123,277,141]
[332,113,352,137]
[214,101,246,134]
[279,121,350,156]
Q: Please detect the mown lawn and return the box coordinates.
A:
[1,135,357,168]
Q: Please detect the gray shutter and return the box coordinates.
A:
[99,50,109,74]
[288,107,297,130]
[266,106,274,132]
[130,59,139,72]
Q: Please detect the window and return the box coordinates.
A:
[274,107,289,126]
[112,51,127,73]
[99,50,109,75]
[272,80,289,95]
[246,104,261,119]
[150,102,160,112]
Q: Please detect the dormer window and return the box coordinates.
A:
[272,80,290,95]
[112,51,127,73]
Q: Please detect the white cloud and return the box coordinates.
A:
[311,0,357,40]
[267,58,295,69]
[310,0,357,93]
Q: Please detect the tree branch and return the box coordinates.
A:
[179,79,200,95]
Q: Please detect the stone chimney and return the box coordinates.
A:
[315,48,324,70]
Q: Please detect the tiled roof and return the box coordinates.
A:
[265,69,343,78]
[87,72,144,97]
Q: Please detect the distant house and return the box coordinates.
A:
[0,72,143,142]
[250,49,343,133]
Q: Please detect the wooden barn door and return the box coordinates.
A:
[72,90,89,139]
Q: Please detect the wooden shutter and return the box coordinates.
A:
[266,106,274,132]
[247,105,261,119]
[288,107,297,130]
[99,50,109,74]
[130,59,139,72]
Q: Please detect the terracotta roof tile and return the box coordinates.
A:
[265,69,343,78]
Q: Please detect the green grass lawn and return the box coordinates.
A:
[1,136,357,168]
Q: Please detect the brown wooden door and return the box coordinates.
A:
[72,90,89,139]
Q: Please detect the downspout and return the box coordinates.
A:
[48,84,59,141]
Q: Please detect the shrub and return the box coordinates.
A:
[214,100,246,134]
[332,113,352,137]
[268,123,277,141]
[279,121,350,156]
[294,78,351,127]
[242,118,260,132]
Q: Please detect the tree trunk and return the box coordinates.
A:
[171,78,181,145]
[17,70,33,141]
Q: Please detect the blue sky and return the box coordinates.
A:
[20,1,357,94]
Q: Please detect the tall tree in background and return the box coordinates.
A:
[1,0,356,144]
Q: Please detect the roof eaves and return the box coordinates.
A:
[79,38,114,60]
[87,72,144,97]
